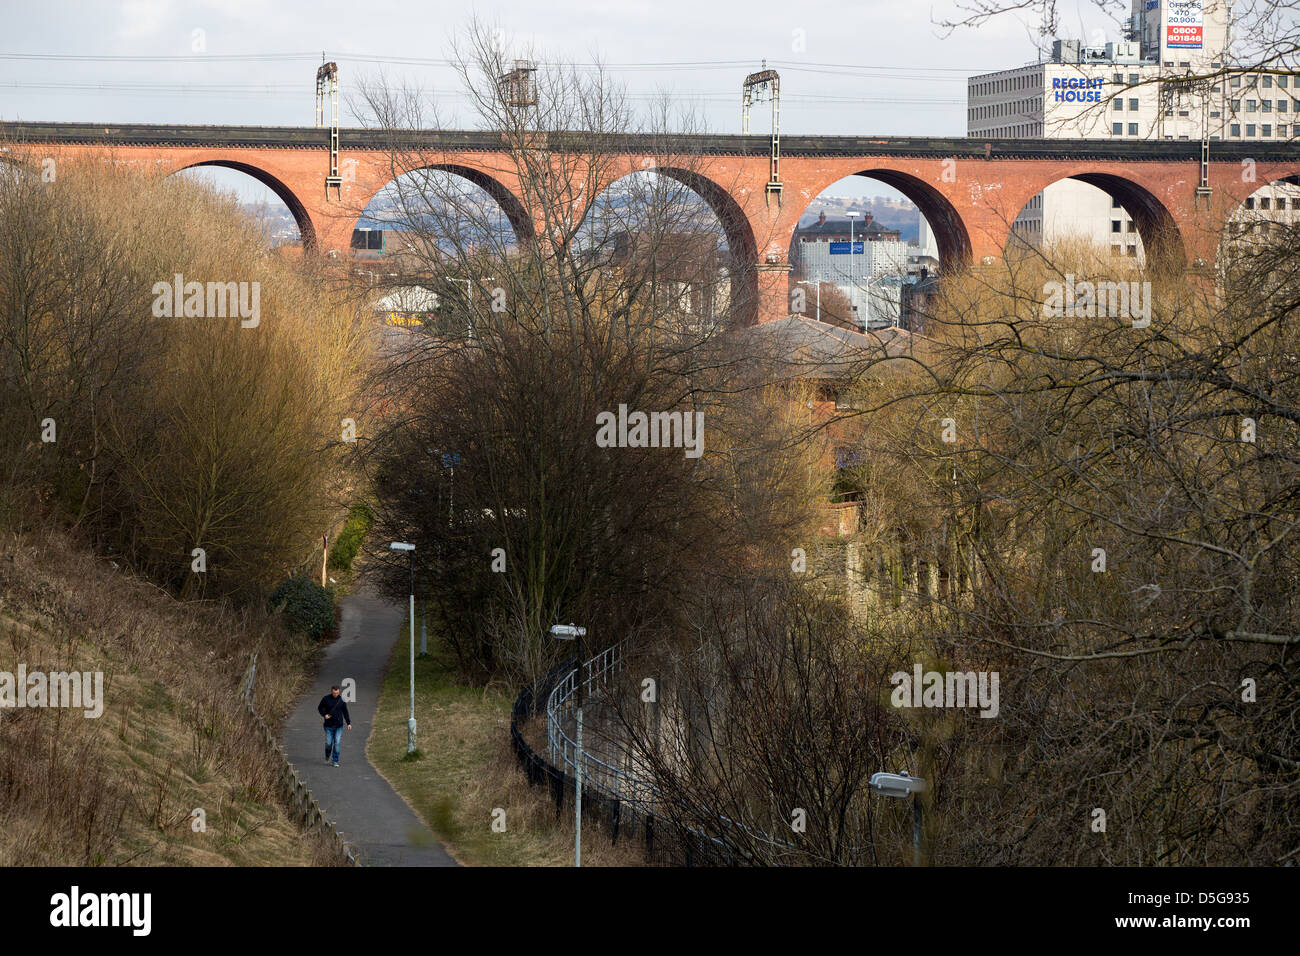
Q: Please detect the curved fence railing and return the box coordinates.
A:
[540,639,796,864]
[543,639,667,821]
[511,643,733,864]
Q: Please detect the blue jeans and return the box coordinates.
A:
[324,725,343,764]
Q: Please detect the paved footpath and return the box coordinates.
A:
[282,586,459,867]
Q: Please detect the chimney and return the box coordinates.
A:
[817,211,826,226]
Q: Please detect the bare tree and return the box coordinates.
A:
[351,23,811,682]
[826,225,1300,864]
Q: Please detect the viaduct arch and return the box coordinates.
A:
[4,122,1296,324]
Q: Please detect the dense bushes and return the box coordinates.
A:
[268,577,336,641]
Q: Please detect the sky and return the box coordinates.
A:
[0,0,1126,204]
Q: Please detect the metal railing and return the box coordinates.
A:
[543,639,793,863]
[545,638,663,818]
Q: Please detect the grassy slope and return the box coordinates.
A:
[366,614,642,867]
[0,530,332,866]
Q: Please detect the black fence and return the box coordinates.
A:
[509,658,739,867]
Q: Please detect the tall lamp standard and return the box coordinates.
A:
[868,771,926,866]
[550,623,587,867]
[390,542,417,753]
[846,211,859,329]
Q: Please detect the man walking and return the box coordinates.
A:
[318,685,352,767]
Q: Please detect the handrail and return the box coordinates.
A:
[544,639,793,863]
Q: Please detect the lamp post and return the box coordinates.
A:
[868,771,926,866]
[390,542,416,753]
[550,623,587,867]
[846,211,859,329]
[796,279,821,322]
[442,276,495,338]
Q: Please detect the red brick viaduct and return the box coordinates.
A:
[4,122,1296,325]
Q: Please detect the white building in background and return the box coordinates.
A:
[805,242,909,330]
[860,275,905,330]
[797,237,909,285]
[792,211,911,329]
[908,217,941,275]
[967,0,1298,259]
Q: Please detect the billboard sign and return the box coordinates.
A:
[1166,0,1204,50]
[829,241,865,255]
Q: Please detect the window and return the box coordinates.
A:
[1246,197,1256,209]
[1127,222,1137,233]
[1281,100,1290,112]
[1231,76,1242,88]
[1263,100,1273,112]
[1114,98,1124,111]
[1247,123,1257,136]
[1113,72,1123,84]
[1179,110,1190,116]
[1111,244,1123,256]
[1129,73,1139,85]
[1111,197,1122,209]
[1112,220,1122,233]
[1180,61,1190,68]
[1112,122,1124,135]
[1128,123,1138,135]
[1231,124,1242,136]
[1127,245,1137,257]
[1261,197,1272,210]
[1129,98,1139,110]
[1231,99,1241,111]
[1263,124,1272,136]
[1280,76,1290,88]
[1264,76,1274,88]
[1211,110,1221,118]
[1280,124,1290,137]
[1248,99,1257,112]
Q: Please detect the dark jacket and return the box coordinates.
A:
[318,694,351,728]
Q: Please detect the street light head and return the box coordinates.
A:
[869,772,926,798]
[550,624,587,640]
[389,542,415,552]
